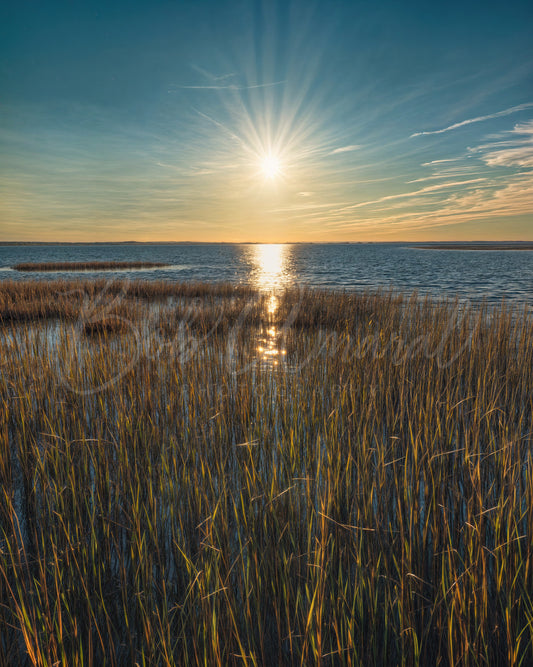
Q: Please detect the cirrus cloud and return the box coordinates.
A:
[411,103,533,138]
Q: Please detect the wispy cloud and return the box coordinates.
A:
[175,65,286,90]
[270,201,349,214]
[174,81,285,91]
[323,172,533,234]
[483,145,533,168]
[421,158,463,166]
[319,118,533,233]
[411,103,533,138]
[329,144,361,155]
[336,179,487,212]
[189,65,237,83]
[476,120,533,168]
[407,167,487,183]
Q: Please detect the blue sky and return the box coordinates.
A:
[1,0,532,241]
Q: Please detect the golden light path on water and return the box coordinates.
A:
[249,244,291,366]
[250,243,292,290]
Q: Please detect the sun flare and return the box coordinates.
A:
[261,154,281,179]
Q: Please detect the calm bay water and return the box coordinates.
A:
[1,243,532,305]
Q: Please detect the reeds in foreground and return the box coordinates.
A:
[0,280,531,665]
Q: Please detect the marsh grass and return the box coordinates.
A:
[0,280,532,665]
[13,261,170,272]
[0,279,256,325]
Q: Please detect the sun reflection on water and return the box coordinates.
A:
[250,244,292,292]
[249,244,291,366]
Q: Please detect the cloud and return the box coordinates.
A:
[270,201,349,214]
[411,103,533,138]
[189,65,237,83]
[262,117,533,236]
[177,66,286,90]
[322,172,533,234]
[421,158,462,166]
[483,146,533,168]
[329,144,361,155]
[174,81,285,91]
[406,173,482,183]
[336,179,487,212]
[407,167,487,183]
[478,119,533,168]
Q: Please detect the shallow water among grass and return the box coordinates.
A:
[1,280,532,665]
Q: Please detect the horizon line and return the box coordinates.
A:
[1,240,533,245]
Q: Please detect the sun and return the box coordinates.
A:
[261,154,281,179]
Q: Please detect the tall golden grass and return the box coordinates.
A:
[0,279,531,665]
[0,279,255,323]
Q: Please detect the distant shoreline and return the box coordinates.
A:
[417,244,533,251]
[1,241,532,247]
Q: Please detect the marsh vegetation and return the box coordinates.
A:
[0,279,532,665]
[13,261,170,272]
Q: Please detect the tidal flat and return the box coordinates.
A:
[0,279,532,665]
[418,243,533,251]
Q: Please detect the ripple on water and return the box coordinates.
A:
[0,243,531,306]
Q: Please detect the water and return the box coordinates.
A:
[1,243,532,305]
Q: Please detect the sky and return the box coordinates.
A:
[1,0,532,242]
